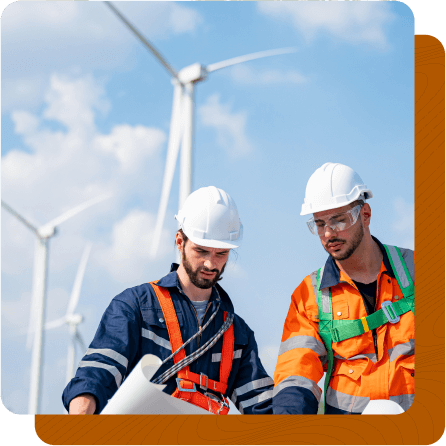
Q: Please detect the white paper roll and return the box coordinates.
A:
[100,354,211,415]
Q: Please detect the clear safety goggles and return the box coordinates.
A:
[307,203,363,236]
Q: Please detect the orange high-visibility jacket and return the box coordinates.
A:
[273,237,414,414]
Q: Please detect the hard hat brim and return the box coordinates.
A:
[300,189,373,215]
[185,232,240,250]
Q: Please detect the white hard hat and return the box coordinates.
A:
[300,162,373,215]
[175,186,243,249]
[362,399,405,415]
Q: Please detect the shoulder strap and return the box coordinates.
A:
[150,281,234,394]
[383,244,415,314]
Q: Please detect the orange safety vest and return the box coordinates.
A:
[151,282,234,415]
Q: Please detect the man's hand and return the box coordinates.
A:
[68,394,97,414]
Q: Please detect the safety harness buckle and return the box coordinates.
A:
[200,373,209,391]
[381,301,400,324]
[176,378,196,393]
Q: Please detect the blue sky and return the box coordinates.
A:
[1,1,414,415]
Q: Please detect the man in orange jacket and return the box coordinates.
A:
[273,163,414,414]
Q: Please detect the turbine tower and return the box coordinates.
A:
[1,194,110,414]
[104,2,295,257]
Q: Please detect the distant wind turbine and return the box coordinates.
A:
[104,1,296,257]
[1,194,110,414]
[44,242,91,384]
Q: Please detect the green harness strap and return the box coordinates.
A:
[316,245,415,413]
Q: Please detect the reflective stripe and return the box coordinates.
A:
[239,389,273,413]
[273,375,322,402]
[320,288,331,313]
[388,339,415,362]
[399,248,415,282]
[279,335,327,357]
[334,353,378,363]
[212,349,243,362]
[390,394,414,411]
[326,386,369,413]
[310,268,330,313]
[386,245,410,288]
[141,328,171,350]
[78,361,123,388]
[231,377,274,400]
[85,348,128,368]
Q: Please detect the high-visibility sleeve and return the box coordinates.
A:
[273,278,325,414]
[62,296,141,414]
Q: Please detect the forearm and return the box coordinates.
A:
[68,393,97,414]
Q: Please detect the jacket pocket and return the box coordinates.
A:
[329,359,368,399]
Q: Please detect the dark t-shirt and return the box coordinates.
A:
[352,280,377,315]
[353,279,378,353]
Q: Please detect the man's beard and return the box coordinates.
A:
[324,221,364,261]
[182,250,226,289]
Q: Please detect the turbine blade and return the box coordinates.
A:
[104,2,180,82]
[1,200,39,236]
[206,47,297,73]
[44,317,67,330]
[67,243,92,317]
[43,194,111,230]
[151,83,184,258]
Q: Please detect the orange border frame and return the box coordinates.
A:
[34,35,445,445]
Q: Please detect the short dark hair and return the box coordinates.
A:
[350,199,365,208]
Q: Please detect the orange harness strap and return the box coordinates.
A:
[150,282,234,414]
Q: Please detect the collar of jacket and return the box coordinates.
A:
[155,263,235,313]
[319,235,395,290]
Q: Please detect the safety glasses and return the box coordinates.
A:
[307,204,363,236]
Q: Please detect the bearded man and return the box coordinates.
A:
[63,186,273,415]
[273,163,415,414]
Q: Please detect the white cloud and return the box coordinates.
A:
[94,124,166,173]
[257,2,393,47]
[198,94,253,158]
[96,209,174,284]
[43,74,110,134]
[1,2,203,113]
[229,64,307,85]
[2,73,165,221]
[1,72,171,343]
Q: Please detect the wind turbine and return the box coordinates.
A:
[1,194,110,414]
[44,242,91,384]
[104,2,296,257]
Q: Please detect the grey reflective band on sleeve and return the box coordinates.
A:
[399,248,415,283]
[78,361,123,388]
[389,394,414,412]
[273,375,322,402]
[85,348,129,368]
[231,377,274,400]
[141,328,171,350]
[386,245,411,289]
[278,335,327,357]
[238,389,274,413]
[325,387,370,413]
[211,349,243,362]
[388,339,415,362]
